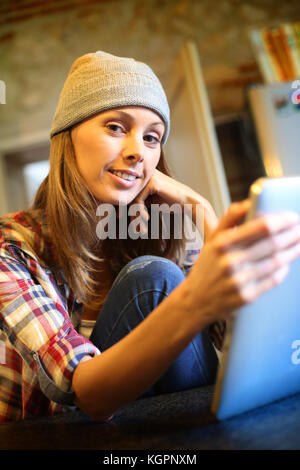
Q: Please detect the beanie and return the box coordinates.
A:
[50,51,170,145]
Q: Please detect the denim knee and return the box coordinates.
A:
[90,255,186,350]
[112,255,186,293]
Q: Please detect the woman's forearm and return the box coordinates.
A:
[72,278,207,421]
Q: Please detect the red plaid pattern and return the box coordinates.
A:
[0,210,100,423]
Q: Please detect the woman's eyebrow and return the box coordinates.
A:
[150,121,165,127]
[106,110,164,127]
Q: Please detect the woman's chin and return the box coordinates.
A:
[98,196,135,207]
[111,191,138,207]
[90,188,136,207]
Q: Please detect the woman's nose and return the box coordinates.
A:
[122,134,144,162]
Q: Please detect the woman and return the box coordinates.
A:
[0,51,300,423]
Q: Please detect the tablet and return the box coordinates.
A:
[211,176,300,420]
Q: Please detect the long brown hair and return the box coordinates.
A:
[33,130,185,309]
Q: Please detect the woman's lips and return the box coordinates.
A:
[108,169,140,187]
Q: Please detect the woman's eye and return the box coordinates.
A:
[144,134,160,144]
[107,123,123,133]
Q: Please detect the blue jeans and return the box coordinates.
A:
[90,255,218,397]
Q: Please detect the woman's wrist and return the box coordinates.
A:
[169,277,212,337]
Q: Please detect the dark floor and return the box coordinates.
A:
[1,385,300,452]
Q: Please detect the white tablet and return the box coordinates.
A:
[212,177,300,420]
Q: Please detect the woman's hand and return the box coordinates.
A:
[184,200,300,326]
[130,169,218,240]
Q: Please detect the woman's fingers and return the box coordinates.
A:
[214,211,300,252]
[189,205,300,323]
[216,220,300,288]
[219,265,290,314]
[220,222,300,269]
[214,200,250,233]
[216,229,300,313]
[238,265,290,306]
[225,244,298,292]
[242,222,300,263]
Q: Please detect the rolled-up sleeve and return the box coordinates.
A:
[0,245,100,405]
[32,326,99,405]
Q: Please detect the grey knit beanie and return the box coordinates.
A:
[50,51,170,145]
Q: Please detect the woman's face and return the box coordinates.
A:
[71,106,165,205]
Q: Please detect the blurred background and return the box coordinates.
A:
[1,0,300,216]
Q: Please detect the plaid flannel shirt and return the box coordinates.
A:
[0,209,225,423]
